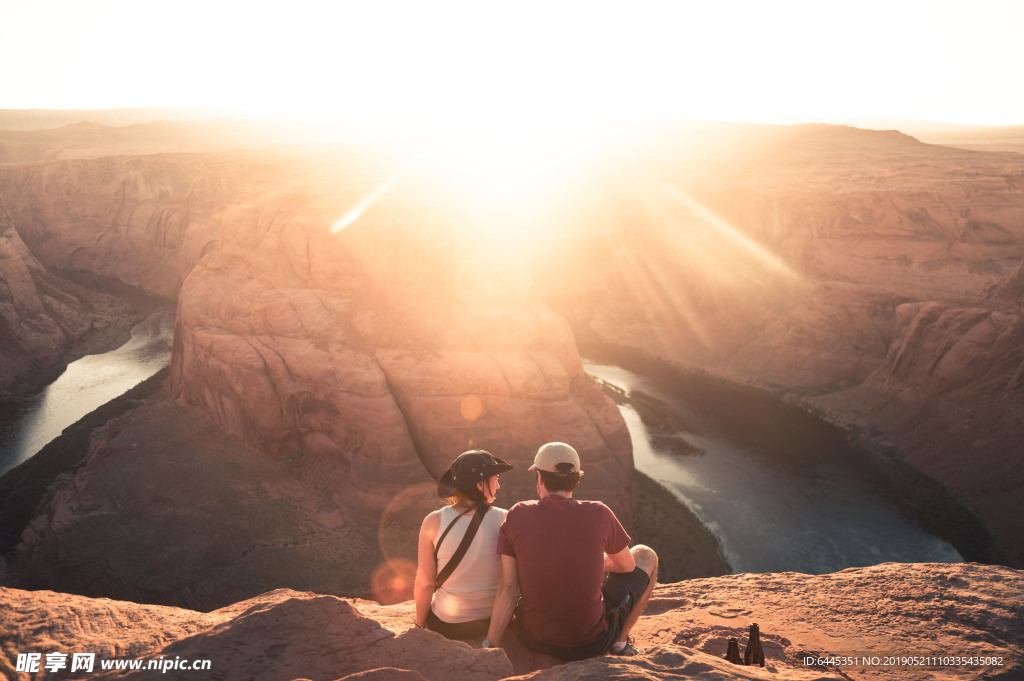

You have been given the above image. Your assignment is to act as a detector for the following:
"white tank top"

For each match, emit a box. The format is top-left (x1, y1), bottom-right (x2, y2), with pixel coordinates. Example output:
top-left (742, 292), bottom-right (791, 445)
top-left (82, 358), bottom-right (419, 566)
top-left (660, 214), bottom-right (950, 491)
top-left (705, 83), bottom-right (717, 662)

top-left (431, 505), bottom-right (507, 623)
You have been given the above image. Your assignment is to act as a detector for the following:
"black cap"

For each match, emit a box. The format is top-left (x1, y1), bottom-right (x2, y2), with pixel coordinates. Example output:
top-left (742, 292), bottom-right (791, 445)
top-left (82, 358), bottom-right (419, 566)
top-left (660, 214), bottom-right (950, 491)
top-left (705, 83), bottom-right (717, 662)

top-left (437, 449), bottom-right (514, 498)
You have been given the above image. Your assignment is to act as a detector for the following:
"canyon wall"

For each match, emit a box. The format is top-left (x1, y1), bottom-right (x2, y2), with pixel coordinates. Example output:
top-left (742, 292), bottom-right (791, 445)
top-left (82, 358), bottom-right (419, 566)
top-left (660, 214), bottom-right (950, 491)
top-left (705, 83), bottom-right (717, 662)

top-left (169, 152), bottom-right (633, 516)
top-left (1, 147), bottom-right (632, 607)
top-left (0, 211), bottom-right (94, 390)
top-left (3, 121), bottom-right (1023, 609)
top-left (539, 125), bottom-right (1024, 566)
top-left (0, 154), bottom-right (244, 297)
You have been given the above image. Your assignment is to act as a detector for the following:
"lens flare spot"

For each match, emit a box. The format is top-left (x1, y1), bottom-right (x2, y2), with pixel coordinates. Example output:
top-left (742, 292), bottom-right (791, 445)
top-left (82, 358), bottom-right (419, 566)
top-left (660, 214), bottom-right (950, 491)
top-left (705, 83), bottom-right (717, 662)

top-left (371, 558), bottom-right (416, 605)
top-left (379, 482), bottom-right (439, 564)
top-left (460, 395), bottom-right (483, 421)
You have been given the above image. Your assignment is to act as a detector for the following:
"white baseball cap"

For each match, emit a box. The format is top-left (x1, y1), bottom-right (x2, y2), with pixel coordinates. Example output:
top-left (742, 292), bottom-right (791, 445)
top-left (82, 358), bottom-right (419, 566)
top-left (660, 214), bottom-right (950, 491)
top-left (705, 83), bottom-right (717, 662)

top-left (529, 442), bottom-right (583, 474)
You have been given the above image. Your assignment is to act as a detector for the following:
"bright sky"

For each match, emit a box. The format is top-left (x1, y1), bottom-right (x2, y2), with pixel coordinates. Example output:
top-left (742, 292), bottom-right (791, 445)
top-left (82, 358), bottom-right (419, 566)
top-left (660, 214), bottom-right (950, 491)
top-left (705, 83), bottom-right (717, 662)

top-left (3, 0), bottom-right (1023, 126)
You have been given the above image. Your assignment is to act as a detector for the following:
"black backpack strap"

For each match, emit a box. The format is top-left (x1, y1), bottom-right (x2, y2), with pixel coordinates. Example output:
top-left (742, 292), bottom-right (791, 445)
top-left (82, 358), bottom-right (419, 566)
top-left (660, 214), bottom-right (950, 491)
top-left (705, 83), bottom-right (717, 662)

top-left (434, 504), bottom-right (489, 590)
top-left (433, 511), bottom-right (467, 564)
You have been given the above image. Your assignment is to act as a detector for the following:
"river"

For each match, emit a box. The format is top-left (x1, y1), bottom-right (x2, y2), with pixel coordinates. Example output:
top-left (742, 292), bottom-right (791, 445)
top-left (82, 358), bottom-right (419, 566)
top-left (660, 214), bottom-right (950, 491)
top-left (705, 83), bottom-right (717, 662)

top-left (0, 309), bottom-right (175, 477)
top-left (582, 350), bottom-right (963, 575)
top-left (0, 312), bottom-right (963, 574)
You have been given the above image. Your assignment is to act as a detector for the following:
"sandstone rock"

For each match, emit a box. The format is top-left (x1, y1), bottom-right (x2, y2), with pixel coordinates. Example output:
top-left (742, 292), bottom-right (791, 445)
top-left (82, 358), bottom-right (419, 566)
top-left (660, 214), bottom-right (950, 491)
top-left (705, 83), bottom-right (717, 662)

top-left (5, 121), bottom-right (1024, 621)
top-left (3, 563), bottom-right (1021, 681)
top-left (879, 303), bottom-right (1019, 397)
top-left (0, 585), bottom-right (218, 678)
top-left (507, 646), bottom-right (845, 681)
top-left (2, 146), bottom-right (632, 609)
top-left (0, 212), bottom-right (96, 391)
top-left (2, 393), bottom-right (395, 610)
top-left (0, 154), bottom-right (243, 297)
top-left (631, 563), bottom-right (1024, 680)
top-left (548, 125), bottom-right (1024, 566)
top-left (815, 292), bottom-right (1024, 566)
top-left (989, 257), bottom-right (1024, 302)
top-left (170, 153), bottom-right (633, 520)
top-left (105, 593), bottom-right (514, 681)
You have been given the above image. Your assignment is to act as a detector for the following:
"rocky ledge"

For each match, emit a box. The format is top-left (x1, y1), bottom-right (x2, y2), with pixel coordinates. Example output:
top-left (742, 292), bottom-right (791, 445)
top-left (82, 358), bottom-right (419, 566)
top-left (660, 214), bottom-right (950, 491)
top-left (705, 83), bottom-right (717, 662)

top-left (2, 563), bottom-right (1020, 681)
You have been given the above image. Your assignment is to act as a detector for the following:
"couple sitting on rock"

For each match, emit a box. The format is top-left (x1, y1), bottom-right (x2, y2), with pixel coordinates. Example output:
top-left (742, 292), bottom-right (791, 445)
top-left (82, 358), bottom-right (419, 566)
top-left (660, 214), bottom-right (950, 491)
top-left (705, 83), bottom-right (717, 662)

top-left (414, 442), bottom-right (659, 659)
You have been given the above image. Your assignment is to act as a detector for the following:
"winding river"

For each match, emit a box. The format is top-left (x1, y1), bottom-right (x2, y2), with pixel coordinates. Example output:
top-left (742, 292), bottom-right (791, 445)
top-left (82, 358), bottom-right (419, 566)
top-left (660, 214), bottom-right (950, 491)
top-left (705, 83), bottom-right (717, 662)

top-left (582, 349), bottom-right (963, 574)
top-left (0, 309), bottom-right (175, 477)
top-left (1, 312), bottom-right (963, 574)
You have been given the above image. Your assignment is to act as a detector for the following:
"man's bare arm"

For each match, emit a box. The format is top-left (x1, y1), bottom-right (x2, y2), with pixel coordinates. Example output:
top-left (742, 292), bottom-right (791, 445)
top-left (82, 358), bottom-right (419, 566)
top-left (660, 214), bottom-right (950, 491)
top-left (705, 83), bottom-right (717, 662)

top-left (485, 555), bottom-right (520, 645)
top-left (604, 545), bottom-right (636, 574)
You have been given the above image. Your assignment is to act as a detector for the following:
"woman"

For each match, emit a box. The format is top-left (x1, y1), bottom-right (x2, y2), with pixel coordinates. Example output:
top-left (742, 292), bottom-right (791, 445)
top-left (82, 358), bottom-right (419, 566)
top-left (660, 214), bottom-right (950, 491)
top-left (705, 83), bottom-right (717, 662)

top-left (414, 449), bottom-right (513, 639)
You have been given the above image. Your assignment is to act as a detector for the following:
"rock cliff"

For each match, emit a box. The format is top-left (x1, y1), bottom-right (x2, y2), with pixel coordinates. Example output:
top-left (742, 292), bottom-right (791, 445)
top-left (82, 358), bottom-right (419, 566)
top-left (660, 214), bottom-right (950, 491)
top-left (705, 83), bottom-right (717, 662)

top-left (0, 202), bottom-right (132, 393)
top-left (2, 563), bottom-right (1021, 681)
top-left (0, 146), bottom-right (631, 517)
top-left (541, 124), bottom-right (1024, 566)
top-left (0, 212), bottom-right (88, 388)
top-left (3, 120), bottom-right (1024, 616)
top-left (0, 154), bottom-right (244, 297)
top-left (170, 151), bottom-right (633, 517)
top-left (1, 148), bottom-right (632, 609)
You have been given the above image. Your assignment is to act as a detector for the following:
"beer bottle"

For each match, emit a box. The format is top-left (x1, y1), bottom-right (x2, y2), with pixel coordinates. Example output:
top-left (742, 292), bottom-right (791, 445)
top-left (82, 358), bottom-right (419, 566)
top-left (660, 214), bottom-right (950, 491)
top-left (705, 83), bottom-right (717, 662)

top-left (743, 623), bottom-right (765, 667)
top-left (724, 637), bottom-right (743, 664)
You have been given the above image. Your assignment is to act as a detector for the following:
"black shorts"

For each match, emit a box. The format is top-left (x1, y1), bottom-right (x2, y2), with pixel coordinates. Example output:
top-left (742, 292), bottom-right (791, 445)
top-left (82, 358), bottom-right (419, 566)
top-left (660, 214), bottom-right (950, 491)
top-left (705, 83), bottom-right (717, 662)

top-left (518, 566), bottom-right (651, 660)
top-left (426, 609), bottom-right (491, 640)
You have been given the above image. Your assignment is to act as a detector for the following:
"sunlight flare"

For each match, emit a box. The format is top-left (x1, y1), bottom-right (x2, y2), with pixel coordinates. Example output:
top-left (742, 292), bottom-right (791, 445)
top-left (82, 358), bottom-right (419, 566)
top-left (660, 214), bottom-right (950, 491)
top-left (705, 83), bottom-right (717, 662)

top-left (331, 157), bottom-right (421, 233)
top-left (415, 118), bottom-right (603, 250)
top-left (608, 174), bottom-right (802, 350)
top-left (659, 184), bottom-right (798, 280)
top-left (614, 243), bottom-right (714, 349)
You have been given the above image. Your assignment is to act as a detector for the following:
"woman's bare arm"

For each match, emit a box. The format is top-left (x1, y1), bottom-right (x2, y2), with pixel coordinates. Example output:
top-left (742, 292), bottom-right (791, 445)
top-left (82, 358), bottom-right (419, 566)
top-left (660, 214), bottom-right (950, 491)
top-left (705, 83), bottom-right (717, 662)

top-left (413, 511), bottom-right (441, 628)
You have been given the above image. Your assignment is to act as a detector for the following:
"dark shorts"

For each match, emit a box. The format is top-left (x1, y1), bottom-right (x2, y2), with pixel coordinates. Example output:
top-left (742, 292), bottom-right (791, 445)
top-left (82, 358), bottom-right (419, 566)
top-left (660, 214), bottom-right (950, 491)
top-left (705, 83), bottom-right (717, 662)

top-left (426, 609), bottom-right (491, 640)
top-left (518, 565), bottom-right (651, 660)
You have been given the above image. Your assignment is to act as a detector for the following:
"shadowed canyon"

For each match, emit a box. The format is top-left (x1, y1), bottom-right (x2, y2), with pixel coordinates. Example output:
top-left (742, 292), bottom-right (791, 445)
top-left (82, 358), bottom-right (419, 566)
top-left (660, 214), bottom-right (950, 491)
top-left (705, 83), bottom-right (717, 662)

top-left (1, 116), bottom-right (1023, 680)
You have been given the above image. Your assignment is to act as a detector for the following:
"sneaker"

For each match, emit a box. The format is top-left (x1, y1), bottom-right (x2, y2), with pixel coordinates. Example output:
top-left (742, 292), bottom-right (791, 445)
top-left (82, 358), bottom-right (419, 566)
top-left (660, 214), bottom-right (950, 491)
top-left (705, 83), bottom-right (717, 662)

top-left (610, 635), bottom-right (644, 656)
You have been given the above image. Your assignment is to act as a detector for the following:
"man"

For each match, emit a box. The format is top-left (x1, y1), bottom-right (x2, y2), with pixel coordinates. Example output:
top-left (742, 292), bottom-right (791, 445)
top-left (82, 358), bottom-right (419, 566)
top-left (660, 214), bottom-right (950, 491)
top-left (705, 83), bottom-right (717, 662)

top-left (483, 442), bottom-right (658, 659)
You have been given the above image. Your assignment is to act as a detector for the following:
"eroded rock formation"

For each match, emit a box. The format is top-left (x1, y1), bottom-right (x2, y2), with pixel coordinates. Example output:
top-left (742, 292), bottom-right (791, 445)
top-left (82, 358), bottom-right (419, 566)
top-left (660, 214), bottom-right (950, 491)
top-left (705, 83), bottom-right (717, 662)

top-left (170, 153), bottom-right (632, 517)
top-left (0, 144), bottom-right (632, 513)
top-left (0, 205), bottom-right (131, 393)
top-left (1, 148), bottom-right (632, 609)
top-left (0, 154), bottom-right (243, 297)
top-left (3, 563), bottom-right (1021, 681)
top-left (0, 215), bottom-right (87, 388)
top-left (3, 120), bottom-right (1024, 617)
top-left (541, 124), bottom-right (1024, 566)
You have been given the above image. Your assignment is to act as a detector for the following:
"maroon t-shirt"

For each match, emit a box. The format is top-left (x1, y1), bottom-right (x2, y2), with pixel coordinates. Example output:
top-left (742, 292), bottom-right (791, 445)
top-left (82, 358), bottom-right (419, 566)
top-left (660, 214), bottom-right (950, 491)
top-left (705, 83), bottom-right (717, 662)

top-left (497, 495), bottom-right (630, 648)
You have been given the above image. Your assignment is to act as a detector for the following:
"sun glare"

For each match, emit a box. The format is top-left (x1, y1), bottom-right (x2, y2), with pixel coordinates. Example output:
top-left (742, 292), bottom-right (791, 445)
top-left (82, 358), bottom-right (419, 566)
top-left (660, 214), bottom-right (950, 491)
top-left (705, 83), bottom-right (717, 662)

top-left (421, 118), bottom-right (602, 241)
top-left (326, 112), bottom-right (803, 324)
top-left (331, 117), bottom-right (603, 250)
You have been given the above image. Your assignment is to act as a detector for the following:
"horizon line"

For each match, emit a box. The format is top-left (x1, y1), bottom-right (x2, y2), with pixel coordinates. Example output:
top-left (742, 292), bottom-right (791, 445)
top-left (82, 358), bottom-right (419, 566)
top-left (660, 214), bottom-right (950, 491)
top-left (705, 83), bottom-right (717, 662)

top-left (1, 106), bottom-right (1021, 131)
